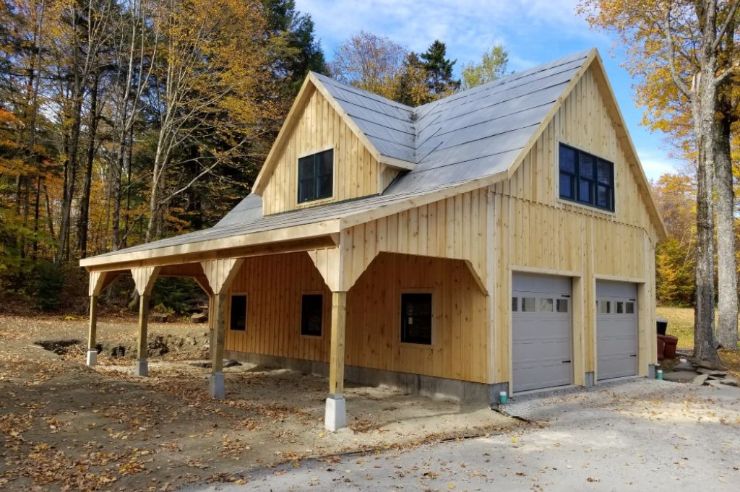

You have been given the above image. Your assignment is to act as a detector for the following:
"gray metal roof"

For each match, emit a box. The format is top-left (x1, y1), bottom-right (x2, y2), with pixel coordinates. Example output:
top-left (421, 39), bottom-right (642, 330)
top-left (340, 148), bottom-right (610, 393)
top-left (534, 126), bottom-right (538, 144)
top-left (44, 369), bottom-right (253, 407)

top-left (89, 50), bottom-right (591, 262)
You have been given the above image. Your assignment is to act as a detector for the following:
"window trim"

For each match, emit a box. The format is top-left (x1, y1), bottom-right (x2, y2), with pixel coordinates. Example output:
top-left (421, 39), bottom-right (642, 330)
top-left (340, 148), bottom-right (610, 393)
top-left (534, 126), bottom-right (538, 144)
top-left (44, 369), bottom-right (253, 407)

top-left (399, 290), bottom-right (435, 347)
top-left (557, 142), bottom-right (616, 214)
top-left (299, 292), bottom-right (325, 338)
top-left (297, 147), bottom-right (334, 205)
top-left (229, 292), bottom-right (248, 332)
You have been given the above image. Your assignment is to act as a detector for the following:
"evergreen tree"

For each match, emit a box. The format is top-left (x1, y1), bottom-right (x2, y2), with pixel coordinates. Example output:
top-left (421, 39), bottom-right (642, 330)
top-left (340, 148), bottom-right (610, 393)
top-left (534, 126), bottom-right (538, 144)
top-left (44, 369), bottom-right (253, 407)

top-left (419, 40), bottom-right (459, 95)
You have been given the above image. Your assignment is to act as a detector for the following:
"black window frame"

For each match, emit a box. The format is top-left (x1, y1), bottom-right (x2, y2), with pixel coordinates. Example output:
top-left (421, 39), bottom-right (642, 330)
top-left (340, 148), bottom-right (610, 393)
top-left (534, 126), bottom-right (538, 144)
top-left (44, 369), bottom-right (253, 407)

top-left (400, 292), bottom-right (433, 345)
top-left (298, 149), bottom-right (334, 204)
top-left (300, 293), bottom-right (323, 337)
top-left (229, 294), bottom-right (247, 331)
top-left (559, 143), bottom-right (614, 212)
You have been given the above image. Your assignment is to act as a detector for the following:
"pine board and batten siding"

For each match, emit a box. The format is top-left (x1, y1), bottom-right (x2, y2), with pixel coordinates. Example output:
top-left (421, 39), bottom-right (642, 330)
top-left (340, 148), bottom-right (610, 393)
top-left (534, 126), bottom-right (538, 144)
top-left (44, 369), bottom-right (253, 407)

top-left (489, 64), bottom-right (659, 384)
top-left (223, 251), bottom-right (489, 383)
top-left (260, 86), bottom-right (383, 215)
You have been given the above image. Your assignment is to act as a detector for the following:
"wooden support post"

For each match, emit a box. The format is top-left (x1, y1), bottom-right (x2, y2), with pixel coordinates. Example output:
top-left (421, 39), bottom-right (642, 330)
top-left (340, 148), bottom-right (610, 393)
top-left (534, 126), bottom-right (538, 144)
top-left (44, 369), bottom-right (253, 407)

top-left (86, 271), bottom-right (108, 367)
top-left (137, 293), bottom-right (150, 376)
top-left (131, 266), bottom-right (159, 377)
top-left (210, 292), bottom-right (227, 398)
top-left (200, 258), bottom-right (244, 399)
top-left (325, 290), bottom-right (347, 431)
top-left (87, 295), bottom-right (99, 366)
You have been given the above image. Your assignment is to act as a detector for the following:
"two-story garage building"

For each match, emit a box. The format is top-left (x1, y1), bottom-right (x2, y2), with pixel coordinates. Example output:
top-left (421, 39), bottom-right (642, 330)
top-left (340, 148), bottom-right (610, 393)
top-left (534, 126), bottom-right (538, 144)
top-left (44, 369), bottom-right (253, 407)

top-left (81, 49), bottom-right (666, 431)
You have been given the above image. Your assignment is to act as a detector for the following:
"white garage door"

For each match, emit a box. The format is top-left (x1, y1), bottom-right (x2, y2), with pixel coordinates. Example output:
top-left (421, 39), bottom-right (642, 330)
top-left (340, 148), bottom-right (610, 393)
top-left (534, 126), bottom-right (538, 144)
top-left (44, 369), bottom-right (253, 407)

top-left (596, 280), bottom-right (638, 381)
top-left (512, 273), bottom-right (572, 393)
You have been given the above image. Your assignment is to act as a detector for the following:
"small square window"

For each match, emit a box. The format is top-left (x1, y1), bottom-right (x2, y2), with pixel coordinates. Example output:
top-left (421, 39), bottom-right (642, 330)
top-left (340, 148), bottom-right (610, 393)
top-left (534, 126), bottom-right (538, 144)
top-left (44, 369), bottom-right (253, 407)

top-left (298, 149), bottom-right (333, 203)
top-left (230, 294), bottom-right (247, 331)
top-left (522, 297), bottom-right (536, 312)
top-left (401, 293), bottom-right (432, 345)
top-left (301, 294), bottom-right (323, 336)
top-left (537, 298), bottom-right (554, 313)
top-left (512, 297), bottom-right (518, 312)
top-left (616, 301), bottom-right (624, 314)
top-left (556, 299), bottom-right (569, 313)
top-left (625, 302), bottom-right (635, 314)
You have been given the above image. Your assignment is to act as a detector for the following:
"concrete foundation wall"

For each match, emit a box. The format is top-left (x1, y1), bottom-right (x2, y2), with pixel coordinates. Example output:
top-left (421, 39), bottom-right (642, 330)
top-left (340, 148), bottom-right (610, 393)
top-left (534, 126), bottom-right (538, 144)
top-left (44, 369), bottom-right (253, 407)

top-left (224, 350), bottom-right (496, 407)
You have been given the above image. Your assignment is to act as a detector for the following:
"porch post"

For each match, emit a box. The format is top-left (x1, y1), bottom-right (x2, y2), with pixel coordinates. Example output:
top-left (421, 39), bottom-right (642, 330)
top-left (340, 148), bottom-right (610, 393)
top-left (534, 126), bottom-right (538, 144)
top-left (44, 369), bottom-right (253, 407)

top-left (86, 271), bottom-right (108, 367)
top-left (210, 292), bottom-right (226, 398)
top-left (131, 266), bottom-right (159, 377)
top-left (325, 290), bottom-right (347, 431)
top-left (200, 258), bottom-right (244, 399)
top-left (136, 292), bottom-right (150, 376)
top-left (87, 295), bottom-right (99, 366)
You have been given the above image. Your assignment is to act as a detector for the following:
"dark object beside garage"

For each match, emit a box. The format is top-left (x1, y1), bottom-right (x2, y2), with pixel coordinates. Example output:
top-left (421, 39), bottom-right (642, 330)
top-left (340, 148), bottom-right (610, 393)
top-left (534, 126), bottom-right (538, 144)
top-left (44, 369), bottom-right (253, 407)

top-left (656, 318), bottom-right (668, 335)
top-left (662, 335), bottom-right (678, 359)
top-left (657, 335), bottom-right (666, 361)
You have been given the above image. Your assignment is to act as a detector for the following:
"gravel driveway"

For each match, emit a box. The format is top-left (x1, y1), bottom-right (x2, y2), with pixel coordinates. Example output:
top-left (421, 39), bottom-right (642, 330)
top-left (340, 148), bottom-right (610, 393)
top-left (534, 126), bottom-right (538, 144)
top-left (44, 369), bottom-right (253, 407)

top-left (191, 379), bottom-right (740, 491)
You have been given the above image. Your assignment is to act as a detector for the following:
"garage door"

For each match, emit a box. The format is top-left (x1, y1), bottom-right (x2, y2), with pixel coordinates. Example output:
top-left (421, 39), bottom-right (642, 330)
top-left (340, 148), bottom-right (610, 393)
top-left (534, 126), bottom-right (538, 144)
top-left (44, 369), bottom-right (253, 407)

top-left (512, 273), bottom-right (572, 393)
top-left (596, 281), bottom-right (638, 381)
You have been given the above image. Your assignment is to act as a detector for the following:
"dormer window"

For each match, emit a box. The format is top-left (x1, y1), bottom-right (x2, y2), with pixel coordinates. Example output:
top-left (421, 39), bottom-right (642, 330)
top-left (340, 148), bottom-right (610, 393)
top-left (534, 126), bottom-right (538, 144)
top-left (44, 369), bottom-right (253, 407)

top-left (298, 149), bottom-right (333, 203)
top-left (559, 143), bottom-right (614, 212)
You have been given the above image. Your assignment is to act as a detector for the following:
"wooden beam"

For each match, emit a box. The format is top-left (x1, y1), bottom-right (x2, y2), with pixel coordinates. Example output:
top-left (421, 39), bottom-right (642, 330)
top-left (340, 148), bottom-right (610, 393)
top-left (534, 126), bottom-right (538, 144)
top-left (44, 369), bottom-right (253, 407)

top-left (328, 291), bottom-right (347, 394)
top-left (80, 222), bottom-right (340, 269)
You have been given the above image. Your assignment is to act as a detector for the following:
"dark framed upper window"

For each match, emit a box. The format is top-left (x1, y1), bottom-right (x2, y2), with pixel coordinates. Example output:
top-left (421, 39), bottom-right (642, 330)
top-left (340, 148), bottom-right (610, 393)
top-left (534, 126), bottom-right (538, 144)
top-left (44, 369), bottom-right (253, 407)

top-left (401, 293), bottom-right (432, 345)
top-left (230, 294), bottom-right (247, 331)
top-left (298, 149), bottom-right (333, 203)
top-left (559, 143), bottom-right (614, 211)
top-left (301, 294), bottom-right (323, 336)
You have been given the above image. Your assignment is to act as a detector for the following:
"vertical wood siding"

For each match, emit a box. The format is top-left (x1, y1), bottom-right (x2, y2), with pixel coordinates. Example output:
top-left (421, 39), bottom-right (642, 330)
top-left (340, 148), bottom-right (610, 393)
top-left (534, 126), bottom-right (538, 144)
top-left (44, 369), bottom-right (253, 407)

top-left (224, 251), bottom-right (488, 383)
top-left (261, 87), bottom-right (381, 215)
top-left (490, 65), bottom-right (658, 382)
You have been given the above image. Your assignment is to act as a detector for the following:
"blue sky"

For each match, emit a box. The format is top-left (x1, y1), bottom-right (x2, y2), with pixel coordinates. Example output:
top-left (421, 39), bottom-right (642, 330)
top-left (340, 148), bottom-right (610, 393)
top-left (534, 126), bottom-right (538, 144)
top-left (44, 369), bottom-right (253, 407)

top-left (295, 0), bottom-right (684, 180)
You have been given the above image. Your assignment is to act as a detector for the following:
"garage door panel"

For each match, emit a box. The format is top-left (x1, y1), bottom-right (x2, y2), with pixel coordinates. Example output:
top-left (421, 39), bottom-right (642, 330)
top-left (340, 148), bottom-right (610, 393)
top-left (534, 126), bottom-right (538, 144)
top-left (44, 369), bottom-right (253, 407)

top-left (597, 281), bottom-right (638, 381)
top-left (512, 273), bottom-right (572, 393)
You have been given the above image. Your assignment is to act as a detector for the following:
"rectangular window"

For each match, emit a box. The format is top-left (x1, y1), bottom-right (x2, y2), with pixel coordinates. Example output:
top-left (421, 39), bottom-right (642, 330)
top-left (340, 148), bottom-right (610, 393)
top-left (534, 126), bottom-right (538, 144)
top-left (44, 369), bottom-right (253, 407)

top-left (616, 301), bottom-right (624, 314)
top-left (401, 293), bottom-right (432, 345)
top-left (301, 294), bottom-right (323, 336)
top-left (537, 298), bottom-right (554, 313)
top-left (512, 297), bottom-right (518, 312)
top-left (598, 300), bottom-right (611, 315)
top-left (298, 149), bottom-right (333, 203)
top-left (556, 299), bottom-right (569, 313)
top-left (522, 297), bottom-right (536, 313)
top-left (559, 143), bottom-right (614, 211)
top-left (230, 294), bottom-right (247, 331)
top-left (625, 301), bottom-right (635, 314)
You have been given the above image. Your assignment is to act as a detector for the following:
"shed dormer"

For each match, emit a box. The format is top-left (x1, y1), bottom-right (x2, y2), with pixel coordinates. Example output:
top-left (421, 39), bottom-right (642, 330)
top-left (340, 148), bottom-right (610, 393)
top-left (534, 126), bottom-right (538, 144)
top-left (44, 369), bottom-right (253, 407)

top-left (253, 73), bottom-right (416, 215)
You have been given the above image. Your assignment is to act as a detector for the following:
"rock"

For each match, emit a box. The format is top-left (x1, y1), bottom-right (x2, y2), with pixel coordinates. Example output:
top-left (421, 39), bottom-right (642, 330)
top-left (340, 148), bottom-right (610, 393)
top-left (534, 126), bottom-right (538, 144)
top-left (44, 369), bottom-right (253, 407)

top-left (224, 359), bottom-right (241, 368)
top-left (151, 313), bottom-right (169, 323)
top-left (111, 345), bottom-right (126, 357)
top-left (191, 312), bottom-right (208, 324)
top-left (692, 374), bottom-right (709, 385)
top-left (672, 360), bottom-right (694, 372)
top-left (147, 335), bottom-right (169, 356)
top-left (663, 371), bottom-right (699, 383)
top-left (719, 378), bottom-right (738, 387)
top-left (696, 368), bottom-right (727, 377)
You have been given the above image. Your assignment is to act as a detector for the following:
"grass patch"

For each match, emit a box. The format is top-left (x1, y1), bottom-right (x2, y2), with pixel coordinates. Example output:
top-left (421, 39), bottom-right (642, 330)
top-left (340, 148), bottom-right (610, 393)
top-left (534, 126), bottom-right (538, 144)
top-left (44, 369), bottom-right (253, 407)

top-left (656, 306), bottom-right (695, 349)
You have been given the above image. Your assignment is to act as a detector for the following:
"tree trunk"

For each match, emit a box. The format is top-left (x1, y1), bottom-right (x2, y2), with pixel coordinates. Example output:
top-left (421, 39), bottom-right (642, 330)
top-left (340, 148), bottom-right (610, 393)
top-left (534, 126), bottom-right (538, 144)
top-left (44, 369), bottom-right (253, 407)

top-left (78, 71), bottom-right (101, 258)
top-left (714, 111), bottom-right (738, 350)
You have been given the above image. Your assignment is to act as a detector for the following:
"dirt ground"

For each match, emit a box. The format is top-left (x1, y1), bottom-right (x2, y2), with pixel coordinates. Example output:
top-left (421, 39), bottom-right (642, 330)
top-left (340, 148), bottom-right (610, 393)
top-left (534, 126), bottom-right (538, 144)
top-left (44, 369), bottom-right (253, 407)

top-left (0, 315), bottom-right (515, 491)
top-left (199, 380), bottom-right (740, 491)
